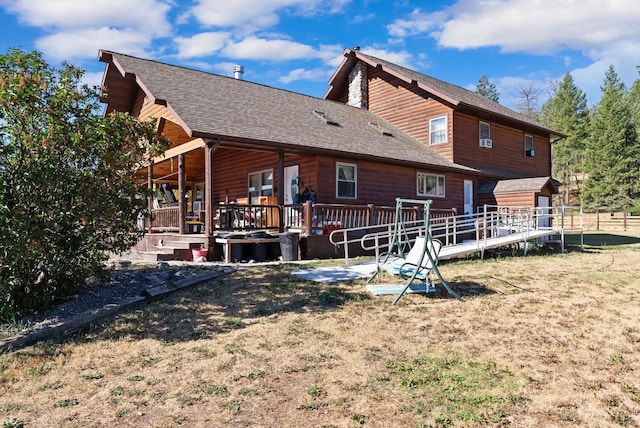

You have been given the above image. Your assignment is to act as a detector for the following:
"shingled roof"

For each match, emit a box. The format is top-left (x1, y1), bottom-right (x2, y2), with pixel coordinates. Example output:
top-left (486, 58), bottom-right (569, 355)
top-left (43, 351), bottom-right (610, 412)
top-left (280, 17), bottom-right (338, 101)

top-left (326, 49), bottom-right (564, 140)
top-left (99, 50), bottom-right (477, 174)
top-left (478, 177), bottom-right (558, 194)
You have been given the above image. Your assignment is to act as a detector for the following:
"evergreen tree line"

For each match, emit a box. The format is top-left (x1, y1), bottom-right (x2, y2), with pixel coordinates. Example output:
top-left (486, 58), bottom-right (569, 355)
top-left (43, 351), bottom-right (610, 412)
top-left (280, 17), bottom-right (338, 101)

top-left (477, 68), bottom-right (640, 213)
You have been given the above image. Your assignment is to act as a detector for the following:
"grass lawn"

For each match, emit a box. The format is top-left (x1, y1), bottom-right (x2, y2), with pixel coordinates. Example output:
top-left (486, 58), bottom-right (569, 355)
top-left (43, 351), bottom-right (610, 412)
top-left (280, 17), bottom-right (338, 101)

top-left (1, 231), bottom-right (640, 427)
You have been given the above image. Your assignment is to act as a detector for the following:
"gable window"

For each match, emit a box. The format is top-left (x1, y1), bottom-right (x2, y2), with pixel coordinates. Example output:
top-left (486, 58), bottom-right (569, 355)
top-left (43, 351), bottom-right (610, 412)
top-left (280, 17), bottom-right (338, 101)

top-left (417, 172), bottom-right (445, 198)
top-left (336, 162), bottom-right (357, 199)
top-left (429, 116), bottom-right (447, 145)
top-left (248, 169), bottom-right (273, 204)
top-left (524, 134), bottom-right (535, 157)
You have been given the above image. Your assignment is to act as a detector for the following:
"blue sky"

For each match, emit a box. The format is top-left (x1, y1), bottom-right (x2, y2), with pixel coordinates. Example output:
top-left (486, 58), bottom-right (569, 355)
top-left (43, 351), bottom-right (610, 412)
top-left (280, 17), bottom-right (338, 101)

top-left (1, 0), bottom-right (639, 110)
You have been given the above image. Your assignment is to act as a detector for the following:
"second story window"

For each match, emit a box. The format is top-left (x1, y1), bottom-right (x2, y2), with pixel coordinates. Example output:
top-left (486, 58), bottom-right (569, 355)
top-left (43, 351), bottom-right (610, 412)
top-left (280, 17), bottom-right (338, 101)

top-left (479, 122), bottom-right (492, 148)
top-left (429, 116), bottom-right (447, 145)
top-left (524, 134), bottom-right (535, 157)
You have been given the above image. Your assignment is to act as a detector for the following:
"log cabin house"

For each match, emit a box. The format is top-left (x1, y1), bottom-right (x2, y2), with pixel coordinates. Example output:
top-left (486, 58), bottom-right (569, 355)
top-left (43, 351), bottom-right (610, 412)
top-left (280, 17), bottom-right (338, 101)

top-left (98, 48), bottom-right (563, 261)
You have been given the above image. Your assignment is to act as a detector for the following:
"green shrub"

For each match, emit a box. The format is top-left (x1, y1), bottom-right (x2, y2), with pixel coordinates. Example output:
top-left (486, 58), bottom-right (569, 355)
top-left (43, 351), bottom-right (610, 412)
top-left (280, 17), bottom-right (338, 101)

top-left (0, 49), bottom-right (168, 321)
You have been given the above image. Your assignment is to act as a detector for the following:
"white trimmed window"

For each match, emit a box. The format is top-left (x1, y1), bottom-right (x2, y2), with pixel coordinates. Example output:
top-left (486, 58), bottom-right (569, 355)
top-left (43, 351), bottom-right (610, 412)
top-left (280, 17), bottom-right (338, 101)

top-left (429, 116), bottom-right (447, 145)
top-left (248, 169), bottom-right (273, 204)
top-left (524, 134), bottom-right (535, 157)
top-left (336, 162), bottom-right (357, 199)
top-left (479, 122), bottom-right (490, 139)
top-left (417, 172), bottom-right (445, 198)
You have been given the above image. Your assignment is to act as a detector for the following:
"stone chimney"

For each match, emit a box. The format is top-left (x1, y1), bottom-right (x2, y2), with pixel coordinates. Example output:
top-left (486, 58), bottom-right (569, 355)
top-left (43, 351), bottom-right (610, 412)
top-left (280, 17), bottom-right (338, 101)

top-left (233, 65), bottom-right (244, 80)
top-left (347, 60), bottom-right (367, 109)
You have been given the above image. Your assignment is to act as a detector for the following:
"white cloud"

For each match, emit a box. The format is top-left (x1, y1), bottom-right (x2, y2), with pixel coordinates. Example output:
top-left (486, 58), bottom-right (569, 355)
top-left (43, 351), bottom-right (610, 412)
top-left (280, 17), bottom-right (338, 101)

top-left (388, 0), bottom-right (640, 106)
top-left (387, 8), bottom-right (444, 38)
top-left (82, 71), bottom-right (106, 90)
top-left (316, 44), bottom-right (346, 67)
top-left (35, 27), bottom-right (151, 61)
top-left (569, 39), bottom-right (640, 106)
top-left (359, 47), bottom-right (413, 69)
top-left (3, 0), bottom-right (172, 36)
top-left (220, 36), bottom-right (317, 61)
top-left (211, 61), bottom-right (244, 76)
top-left (350, 13), bottom-right (375, 24)
top-left (187, 0), bottom-right (349, 31)
top-left (389, 0), bottom-right (640, 56)
top-left (174, 32), bottom-right (231, 58)
top-left (2, 0), bottom-right (172, 61)
top-left (278, 67), bottom-right (329, 84)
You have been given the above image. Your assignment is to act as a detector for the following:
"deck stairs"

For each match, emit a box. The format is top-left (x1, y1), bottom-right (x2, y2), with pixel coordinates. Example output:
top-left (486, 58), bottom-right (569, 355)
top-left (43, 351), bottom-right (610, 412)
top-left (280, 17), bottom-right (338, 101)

top-left (129, 233), bottom-right (209, 262)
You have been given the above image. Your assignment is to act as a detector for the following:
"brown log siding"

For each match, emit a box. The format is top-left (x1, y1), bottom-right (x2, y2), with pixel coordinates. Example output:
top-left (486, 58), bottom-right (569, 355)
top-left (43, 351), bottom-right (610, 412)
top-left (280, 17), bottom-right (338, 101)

top-left (207, 149), bottom-right (467, 212)
top-left (366, 66), bottom-right (455, 160)
top-left (453, 113), bottom-right (551, 177)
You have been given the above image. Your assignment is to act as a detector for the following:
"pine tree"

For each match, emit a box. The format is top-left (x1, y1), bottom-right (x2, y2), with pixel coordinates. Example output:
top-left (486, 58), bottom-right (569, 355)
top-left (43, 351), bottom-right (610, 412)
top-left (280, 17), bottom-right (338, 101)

top-left (626, 66), bottom-right (640, 213)
top-left (476, 75), bottom-right (500, 103)
top-left (540, 73), bottom-right (590, 204)
top-left (583, 65), bottom-right (639, 210)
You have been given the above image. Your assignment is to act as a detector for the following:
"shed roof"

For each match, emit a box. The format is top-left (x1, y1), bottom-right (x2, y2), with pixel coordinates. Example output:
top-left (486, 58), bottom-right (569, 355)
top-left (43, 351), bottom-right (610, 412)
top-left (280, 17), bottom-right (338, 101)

top-left (478, 177), bottom-right (559, 194)
top-left (99, 50), bottom-right (477, 173)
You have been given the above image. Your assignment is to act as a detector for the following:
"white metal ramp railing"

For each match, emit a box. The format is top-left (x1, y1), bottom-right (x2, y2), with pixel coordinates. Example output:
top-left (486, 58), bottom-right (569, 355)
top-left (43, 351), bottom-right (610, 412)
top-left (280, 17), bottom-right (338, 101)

top-left (329, 204), bottom-right (583, 267)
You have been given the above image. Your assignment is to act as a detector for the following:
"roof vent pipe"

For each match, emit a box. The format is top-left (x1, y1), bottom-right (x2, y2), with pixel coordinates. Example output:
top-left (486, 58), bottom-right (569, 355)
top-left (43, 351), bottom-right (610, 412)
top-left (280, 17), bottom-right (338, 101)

top-left (233, 65), bottom-right (244, 80)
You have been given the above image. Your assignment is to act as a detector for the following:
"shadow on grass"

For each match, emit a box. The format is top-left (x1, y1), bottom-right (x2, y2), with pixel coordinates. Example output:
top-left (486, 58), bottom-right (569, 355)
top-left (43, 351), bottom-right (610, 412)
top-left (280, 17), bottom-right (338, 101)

top-left (77, 265), bottom-right (377, 344)
top-left (562, 232), bottom-right (640, 248)
top-left (73, 263), bottom-right (502, 345)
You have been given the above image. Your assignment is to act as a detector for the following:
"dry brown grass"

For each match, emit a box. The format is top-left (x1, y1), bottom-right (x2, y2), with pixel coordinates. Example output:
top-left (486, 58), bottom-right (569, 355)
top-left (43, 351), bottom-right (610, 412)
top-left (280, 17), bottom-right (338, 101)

top-left (1, 233), bottom-right (640, 427)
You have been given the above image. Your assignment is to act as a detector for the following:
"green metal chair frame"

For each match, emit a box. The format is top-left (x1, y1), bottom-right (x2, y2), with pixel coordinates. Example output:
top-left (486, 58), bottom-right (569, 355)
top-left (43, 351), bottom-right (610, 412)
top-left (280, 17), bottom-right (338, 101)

top-left (368, 198), bottom-right (462, 304)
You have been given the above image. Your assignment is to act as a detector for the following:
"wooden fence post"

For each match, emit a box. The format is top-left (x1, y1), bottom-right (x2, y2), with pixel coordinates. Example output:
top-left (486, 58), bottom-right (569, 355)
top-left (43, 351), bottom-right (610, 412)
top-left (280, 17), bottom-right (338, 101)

top-left (596, 208), bottom-right (600, 231)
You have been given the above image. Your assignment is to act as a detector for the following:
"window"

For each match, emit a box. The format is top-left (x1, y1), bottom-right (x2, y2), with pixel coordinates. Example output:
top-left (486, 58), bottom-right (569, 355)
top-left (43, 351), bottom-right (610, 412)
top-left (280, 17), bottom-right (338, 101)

top-left (417, 172), bottom-right (445, 198)
top-left (429, 116), bottom-right (447, 145)
top-left (524, 134), bottom-right (535, 157)
top-left (248, 169), bottom-right (273, 204)
top-left (479, 122), bottom-right (492, 147)
top-left (479, 122), bottom-right (491, 139)
top-left (336, 162), bottom-right (357, 199)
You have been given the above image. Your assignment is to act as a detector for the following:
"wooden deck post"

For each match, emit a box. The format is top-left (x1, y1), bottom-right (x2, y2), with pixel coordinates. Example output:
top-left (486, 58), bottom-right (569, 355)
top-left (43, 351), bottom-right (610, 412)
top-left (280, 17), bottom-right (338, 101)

top-left (367, 204), bottom-right (375, 226)
top-left (178, 154), bottom-right (186, 234)
top-left (304, 201), bottom-right (312, 235)
top-left (277, 152), bottom-right (285, 232)
top-left (205, 143), bottom-right (214, 235)
top-left (147, 163), bottom-right (153, 232)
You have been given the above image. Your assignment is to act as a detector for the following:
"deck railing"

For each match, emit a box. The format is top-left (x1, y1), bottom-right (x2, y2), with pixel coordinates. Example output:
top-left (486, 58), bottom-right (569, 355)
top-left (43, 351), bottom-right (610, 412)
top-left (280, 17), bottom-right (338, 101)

top-left (150, 201), bottom-right (457, 235)
top-left (149, 206), bottom-right (180, 232)
top-left (216, 204), bottom-right (281, 231)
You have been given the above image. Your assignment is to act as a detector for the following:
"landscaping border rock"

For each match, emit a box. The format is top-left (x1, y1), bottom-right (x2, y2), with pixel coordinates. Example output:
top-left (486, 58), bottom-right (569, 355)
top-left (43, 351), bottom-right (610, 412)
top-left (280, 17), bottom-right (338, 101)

top-left (0, 266), bottom-right (235, 353)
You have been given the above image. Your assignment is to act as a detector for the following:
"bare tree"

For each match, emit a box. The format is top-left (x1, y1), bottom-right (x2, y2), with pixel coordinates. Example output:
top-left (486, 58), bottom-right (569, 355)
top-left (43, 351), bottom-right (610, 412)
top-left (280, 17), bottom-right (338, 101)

top-left (515, 85), bottom-right (542, 118)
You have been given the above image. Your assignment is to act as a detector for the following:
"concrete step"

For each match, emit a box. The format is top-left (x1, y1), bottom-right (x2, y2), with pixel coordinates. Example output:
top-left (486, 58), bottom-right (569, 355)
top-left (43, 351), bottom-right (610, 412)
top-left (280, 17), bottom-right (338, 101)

top-left (162, 241), bottom-right (205, 250)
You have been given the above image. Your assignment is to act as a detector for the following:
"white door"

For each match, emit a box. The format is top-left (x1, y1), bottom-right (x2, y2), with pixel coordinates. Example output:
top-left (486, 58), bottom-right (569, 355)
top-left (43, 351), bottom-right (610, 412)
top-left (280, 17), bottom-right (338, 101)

top-left (537, 196), bottom-right (550, 228)
top-left (284, 165), bottom-right (299, 205)
top-left (463, 180), bottom-right (474, 217)
top-left (284, 165), bottom-right (299, 226)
